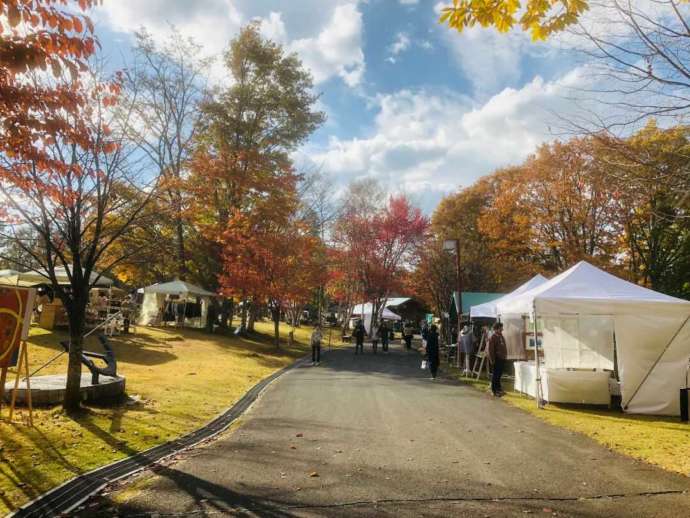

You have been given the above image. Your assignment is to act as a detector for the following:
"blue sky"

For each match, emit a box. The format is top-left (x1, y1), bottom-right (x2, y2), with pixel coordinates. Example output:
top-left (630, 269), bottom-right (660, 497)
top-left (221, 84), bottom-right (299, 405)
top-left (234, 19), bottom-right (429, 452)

top-left (93, 0), bottom-right (589, 212)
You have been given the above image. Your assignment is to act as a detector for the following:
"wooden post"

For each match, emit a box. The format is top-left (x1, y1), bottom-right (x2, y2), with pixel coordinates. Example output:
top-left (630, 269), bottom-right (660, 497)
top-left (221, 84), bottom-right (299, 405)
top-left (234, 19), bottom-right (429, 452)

top-left (0, 365), bottom-right (7, 415)
top-left (8, 341), bottom-right (25, 421)
top-left (8, 341), bottom-right (32, 425)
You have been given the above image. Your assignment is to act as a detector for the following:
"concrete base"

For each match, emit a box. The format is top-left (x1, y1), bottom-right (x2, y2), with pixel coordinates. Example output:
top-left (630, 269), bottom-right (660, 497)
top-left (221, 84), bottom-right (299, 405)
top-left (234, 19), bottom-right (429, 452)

top-left (3, 374), bottom-right (126, 406)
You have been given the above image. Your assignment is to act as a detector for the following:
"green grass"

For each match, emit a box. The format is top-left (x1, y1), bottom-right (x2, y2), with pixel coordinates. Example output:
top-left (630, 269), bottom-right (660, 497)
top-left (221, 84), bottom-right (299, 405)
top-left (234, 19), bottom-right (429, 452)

top-left (0, 320), bottom-right (335, 514)
top-left (448, 367), bottom-right (690, 476)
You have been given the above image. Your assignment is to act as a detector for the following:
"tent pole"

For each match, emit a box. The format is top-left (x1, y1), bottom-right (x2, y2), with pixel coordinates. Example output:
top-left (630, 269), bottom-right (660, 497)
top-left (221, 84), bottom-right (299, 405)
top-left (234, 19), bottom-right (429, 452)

top-left (533, 303), bottom-right (544, 409)
top-left (623, 314), bottom-right (690, 411)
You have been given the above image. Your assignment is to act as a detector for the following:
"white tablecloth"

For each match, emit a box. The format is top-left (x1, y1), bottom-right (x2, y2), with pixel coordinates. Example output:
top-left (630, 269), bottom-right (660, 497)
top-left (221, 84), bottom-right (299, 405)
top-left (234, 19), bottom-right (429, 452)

top-left (514, 361), bottom-right (611, 405)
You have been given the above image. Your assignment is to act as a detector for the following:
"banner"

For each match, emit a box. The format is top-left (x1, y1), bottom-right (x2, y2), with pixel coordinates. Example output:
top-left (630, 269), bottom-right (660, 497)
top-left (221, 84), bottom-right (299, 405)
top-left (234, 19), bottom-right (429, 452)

top-left (0, 287), bottom-right (36, 368)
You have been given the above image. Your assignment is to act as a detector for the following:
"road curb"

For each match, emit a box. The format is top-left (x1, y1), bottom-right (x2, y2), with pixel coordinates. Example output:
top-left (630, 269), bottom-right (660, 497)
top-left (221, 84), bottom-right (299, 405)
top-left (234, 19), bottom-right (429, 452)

top-left (9, 355), bottom-right (310, 518)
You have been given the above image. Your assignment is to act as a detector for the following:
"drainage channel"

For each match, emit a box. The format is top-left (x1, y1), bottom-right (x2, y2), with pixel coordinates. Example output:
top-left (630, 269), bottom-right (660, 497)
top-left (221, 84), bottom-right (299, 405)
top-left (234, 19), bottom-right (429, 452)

top-left (11, 358), bottom-right (307, 518)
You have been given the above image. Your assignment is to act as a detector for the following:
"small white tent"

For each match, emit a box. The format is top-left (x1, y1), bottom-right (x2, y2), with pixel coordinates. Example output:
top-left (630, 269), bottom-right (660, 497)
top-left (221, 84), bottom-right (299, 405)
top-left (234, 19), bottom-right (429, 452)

top-left (140, 280), bottom-right (216, 328)
top-left (351, 302), bottom-right (402, 334)
top-left (470, 274), bottom-right (548, 319)
top-left (496, 261), bottom-right (690, 415)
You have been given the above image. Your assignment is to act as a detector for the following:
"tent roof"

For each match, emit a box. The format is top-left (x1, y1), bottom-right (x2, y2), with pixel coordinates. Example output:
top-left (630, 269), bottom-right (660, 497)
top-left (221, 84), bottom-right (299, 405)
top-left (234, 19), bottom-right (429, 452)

top-left (143, 279), bottom-right (216, 297)
top-left (386, 297), bottom-right (411, 307)
top-left (1, 267), bottom-right (113, 287)
top-left (452, 291), bottom-right (505, 315)
top-left (470, 274), bottom-right (548, 318)
top-left (497, 261), bottom-right (690, 316)
top-left (351, 303), bottom-right (402, 320)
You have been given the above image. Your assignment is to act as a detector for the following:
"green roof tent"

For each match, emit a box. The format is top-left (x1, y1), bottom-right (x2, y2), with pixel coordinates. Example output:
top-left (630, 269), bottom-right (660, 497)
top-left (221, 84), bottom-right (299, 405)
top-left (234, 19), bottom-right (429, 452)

top-left (449, 291), bottom-right (504, 320)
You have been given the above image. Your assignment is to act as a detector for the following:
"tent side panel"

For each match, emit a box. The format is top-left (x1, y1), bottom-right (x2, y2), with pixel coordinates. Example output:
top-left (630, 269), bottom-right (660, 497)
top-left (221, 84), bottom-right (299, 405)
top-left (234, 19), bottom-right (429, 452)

top-left (616, 313), bottom-right (689, 416)
top-left (625, 317), bottom-right (690, 416)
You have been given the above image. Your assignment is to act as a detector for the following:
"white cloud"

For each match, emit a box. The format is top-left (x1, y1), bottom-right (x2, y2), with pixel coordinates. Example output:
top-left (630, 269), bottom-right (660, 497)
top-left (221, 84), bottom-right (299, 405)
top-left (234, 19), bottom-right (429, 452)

top-left (399, 0), bottom-right (420, 5)
top-left (288, 3), bottom-right (365, 87)
top-left (307, 69), bottom-right (590, 209)
top-left (97, 0), bottom-right (365, 87)
top-left (258, 11), bottom-right (287, 44)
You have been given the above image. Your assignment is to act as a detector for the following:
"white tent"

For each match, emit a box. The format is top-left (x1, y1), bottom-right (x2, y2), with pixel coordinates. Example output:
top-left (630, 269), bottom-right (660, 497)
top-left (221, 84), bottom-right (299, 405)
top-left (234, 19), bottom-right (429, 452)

top-left (140, 280), bottom-right (216, 328)
top-left (143, 280), bottom-right (215, 297)
top-left (496, 261), bottom-right (690, 415)
top-left (470, 274), bottom-right (548, 318)
top-left (351, 302), bottom-right (402, 334)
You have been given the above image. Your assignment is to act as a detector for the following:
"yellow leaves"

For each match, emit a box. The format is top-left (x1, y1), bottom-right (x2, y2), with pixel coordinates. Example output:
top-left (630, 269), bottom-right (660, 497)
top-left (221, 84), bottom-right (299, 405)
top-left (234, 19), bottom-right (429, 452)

top-left (439, 0), bottom-right (590, 40)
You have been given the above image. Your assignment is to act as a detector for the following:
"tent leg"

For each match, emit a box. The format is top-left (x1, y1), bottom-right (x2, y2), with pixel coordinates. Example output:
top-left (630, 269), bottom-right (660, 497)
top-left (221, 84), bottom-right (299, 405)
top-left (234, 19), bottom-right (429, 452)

top-left (533, 304), bottom-right (544, 409)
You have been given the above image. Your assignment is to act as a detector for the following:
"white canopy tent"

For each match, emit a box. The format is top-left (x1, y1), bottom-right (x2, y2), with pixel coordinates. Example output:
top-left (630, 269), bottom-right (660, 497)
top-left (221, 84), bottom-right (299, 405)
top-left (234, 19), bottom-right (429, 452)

top-left (139, 280), bottom-right (216, 328)
top-left (496, 261), bottom-right (690, 415)
top-left (470, 274), bottom-right (548, 319)
top-left (351, 302), bottom-right (402, 335)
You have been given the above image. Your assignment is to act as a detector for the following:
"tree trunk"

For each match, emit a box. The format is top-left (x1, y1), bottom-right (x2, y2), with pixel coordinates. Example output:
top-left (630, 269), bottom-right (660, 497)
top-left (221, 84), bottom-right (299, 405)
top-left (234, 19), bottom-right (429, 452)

top-left (219, 298), bottom-right (231, 329)
top-left (175, 211), bottom-right (187, 280)
top-left (272, 305), bottom-right (281, 348)
top-left (63, 294), bottom-right (87, 413)
top-left (240, 295), bottom-right (248, 333)
top-left (248, 303), bottom-right (257, 332)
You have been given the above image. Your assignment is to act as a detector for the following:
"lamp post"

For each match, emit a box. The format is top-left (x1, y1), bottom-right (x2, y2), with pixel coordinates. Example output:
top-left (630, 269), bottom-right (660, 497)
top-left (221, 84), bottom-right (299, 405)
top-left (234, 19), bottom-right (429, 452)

top-left (443, 239), bottom-right (462, 368)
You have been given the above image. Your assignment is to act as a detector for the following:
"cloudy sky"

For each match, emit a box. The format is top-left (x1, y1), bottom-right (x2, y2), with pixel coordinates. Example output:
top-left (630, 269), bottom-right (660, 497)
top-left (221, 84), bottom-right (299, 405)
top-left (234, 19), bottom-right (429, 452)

top-left (94, 0), bottom-right (586, 211)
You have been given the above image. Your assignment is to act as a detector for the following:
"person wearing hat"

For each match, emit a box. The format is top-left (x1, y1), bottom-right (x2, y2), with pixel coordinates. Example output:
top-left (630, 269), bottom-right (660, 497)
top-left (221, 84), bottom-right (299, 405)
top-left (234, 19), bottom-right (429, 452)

top-left (459, 325), bottom-right (474, 375)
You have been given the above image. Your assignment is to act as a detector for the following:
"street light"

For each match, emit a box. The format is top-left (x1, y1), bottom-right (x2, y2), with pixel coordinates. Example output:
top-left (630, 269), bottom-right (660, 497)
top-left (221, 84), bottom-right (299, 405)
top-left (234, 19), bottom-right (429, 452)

top-left (443, 239), bottom-right (462, 369)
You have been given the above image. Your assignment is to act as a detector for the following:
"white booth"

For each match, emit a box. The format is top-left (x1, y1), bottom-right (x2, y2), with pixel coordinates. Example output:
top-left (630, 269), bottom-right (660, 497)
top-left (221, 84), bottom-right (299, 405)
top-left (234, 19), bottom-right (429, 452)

top-left (351, 302), bottom-right (402, 335)
top-left (139, 280), bottom-right (216, 329)
top-left (495, 261), bottom-right (690, 416)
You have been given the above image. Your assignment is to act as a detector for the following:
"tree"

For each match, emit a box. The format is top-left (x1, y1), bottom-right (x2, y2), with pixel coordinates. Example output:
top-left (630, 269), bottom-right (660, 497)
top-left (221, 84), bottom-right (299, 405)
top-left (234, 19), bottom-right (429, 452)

top-left (221, 210), bottom-right (325, 347)
top-left (188, 23), bottom-right (324, 330)
top-left (438, 0), bottom-right (589, 40)
top-left (335, 190), bottom-right (428, 335)
top-left (0, 67), bottom-right (157, 411)
top-left (120, 29), bottom-right (210, 280)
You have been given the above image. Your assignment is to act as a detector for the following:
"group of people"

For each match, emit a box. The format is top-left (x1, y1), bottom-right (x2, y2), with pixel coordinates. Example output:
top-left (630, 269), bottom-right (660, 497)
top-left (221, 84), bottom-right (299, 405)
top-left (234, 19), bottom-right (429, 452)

top-left (309, 317), bottom-right (507, 397)
top-left (351, 319), bottom-right (393, 354)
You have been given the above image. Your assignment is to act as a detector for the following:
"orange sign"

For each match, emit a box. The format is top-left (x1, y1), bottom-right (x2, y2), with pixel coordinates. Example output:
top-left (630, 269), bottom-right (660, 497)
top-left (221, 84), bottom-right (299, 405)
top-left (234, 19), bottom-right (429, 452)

top-left (0, 287), bottom-right (36, 368)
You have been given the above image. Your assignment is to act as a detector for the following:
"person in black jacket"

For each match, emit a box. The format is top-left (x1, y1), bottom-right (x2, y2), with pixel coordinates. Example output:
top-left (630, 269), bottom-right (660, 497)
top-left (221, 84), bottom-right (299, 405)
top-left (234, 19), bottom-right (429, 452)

top-left (353, 320), bottom-right (366, 355)
top-left (426, 324), bottom-right (440, 379)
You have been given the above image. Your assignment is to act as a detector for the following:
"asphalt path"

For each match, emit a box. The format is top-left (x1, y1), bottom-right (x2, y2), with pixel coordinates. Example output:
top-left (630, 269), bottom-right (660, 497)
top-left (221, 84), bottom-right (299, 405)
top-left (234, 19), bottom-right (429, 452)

top-left (84, 342), bottom-right (690, 517)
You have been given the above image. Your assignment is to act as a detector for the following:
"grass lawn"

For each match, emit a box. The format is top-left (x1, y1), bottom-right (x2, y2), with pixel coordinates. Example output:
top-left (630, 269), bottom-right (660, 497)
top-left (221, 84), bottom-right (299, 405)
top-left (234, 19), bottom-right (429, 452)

top-left (0, 320), bottom-right (336, 514)
top-left (448, 367), bottom-right (690, 476)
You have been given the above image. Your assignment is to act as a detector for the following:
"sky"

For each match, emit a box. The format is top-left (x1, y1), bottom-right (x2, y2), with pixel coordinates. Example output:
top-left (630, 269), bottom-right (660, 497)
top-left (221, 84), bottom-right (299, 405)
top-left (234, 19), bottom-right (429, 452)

top-left (92, 0), bottom-right (589, 212)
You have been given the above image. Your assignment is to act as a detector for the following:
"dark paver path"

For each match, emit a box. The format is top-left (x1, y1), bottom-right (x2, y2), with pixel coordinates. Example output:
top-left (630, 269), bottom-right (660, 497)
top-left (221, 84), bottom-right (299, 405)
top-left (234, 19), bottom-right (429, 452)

top-left (87, 343), bottom-right (690, 517)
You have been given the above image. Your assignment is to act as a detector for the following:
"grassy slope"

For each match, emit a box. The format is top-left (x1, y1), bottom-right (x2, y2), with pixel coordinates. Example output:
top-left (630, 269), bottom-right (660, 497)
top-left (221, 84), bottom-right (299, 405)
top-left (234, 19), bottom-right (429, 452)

top-left (0, 320), bottom-right (332, 514)
top-left (453, 372), bottom-right (690, 476)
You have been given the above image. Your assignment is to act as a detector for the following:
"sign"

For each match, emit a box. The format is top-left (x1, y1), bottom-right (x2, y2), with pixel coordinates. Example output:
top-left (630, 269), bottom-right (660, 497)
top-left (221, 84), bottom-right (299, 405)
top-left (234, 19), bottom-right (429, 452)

top-left (0, 287), bottom-right (36, 368)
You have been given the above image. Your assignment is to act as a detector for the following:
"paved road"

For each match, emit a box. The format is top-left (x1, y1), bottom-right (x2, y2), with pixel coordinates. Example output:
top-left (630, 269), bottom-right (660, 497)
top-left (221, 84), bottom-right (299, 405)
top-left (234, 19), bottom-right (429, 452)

top-left (86, 344), bottom-right (690, 517)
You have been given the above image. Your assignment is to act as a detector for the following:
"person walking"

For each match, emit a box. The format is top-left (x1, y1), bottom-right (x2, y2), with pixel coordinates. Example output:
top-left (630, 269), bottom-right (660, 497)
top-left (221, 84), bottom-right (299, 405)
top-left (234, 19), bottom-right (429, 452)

top-left (379, 321), bottom-right (390, 353)
top-left (426, 324), bottom-right (440, 379)
top-left (353, 320), bottom-right (366, 355)
top-left (403, 322), bottom-right (414, 349)
top-left (487, 322), bottom-right (507, 397)
top-left (311, 325), bottom-right (323, 366)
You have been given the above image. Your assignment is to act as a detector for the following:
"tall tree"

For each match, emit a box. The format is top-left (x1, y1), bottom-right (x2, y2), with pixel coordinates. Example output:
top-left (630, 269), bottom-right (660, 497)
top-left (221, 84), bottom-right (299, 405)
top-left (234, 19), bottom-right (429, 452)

top-left (335, 190), bottom-right (428, 335)
top-left (121, 29), bottom-right (210, 280)
top-left (188, 23), bottom-right (324, 330)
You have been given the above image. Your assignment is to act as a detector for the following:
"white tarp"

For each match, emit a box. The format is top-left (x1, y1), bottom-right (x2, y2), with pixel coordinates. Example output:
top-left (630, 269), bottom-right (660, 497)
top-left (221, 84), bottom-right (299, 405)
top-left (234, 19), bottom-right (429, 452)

top-left (470, 274), bottom-right (547, 318)
top-left (496, 261), bottom-right (690, 415)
